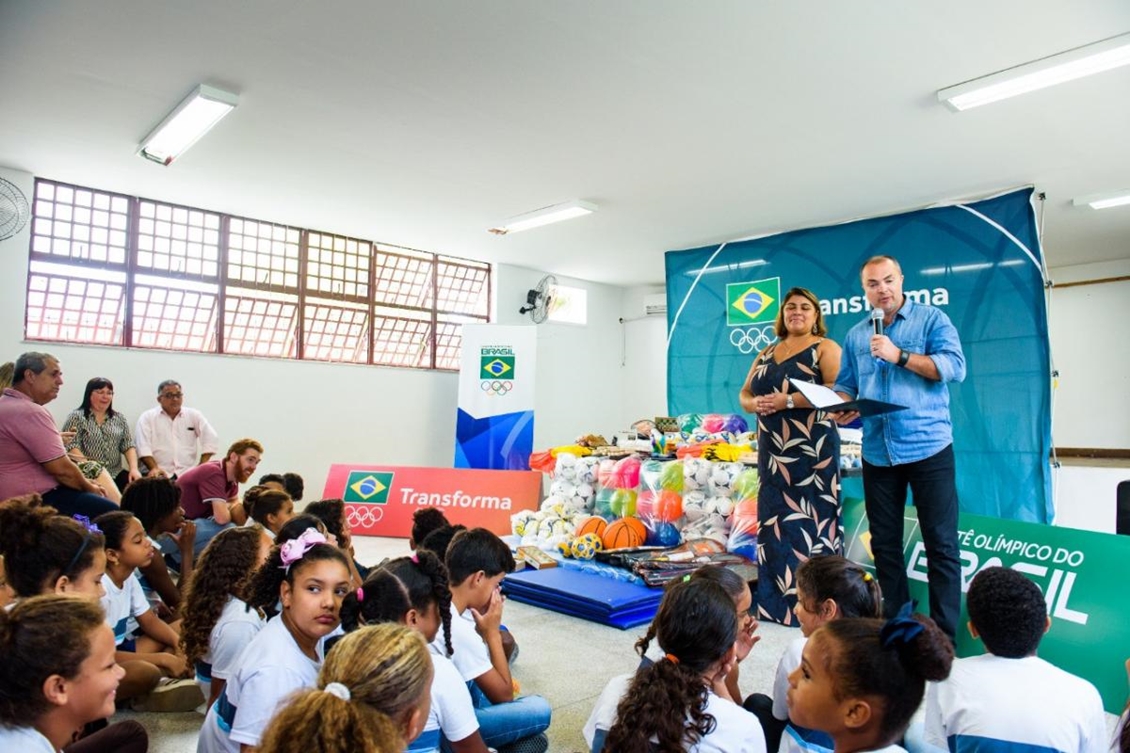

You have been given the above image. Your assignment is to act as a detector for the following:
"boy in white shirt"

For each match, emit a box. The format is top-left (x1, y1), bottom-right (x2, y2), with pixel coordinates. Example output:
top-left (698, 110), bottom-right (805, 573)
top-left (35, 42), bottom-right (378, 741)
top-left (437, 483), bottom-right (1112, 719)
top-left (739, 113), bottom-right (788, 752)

top-left (925, 566), bottom-right (1107, 753)
top-left (434, 528), bottom-right (550, 751)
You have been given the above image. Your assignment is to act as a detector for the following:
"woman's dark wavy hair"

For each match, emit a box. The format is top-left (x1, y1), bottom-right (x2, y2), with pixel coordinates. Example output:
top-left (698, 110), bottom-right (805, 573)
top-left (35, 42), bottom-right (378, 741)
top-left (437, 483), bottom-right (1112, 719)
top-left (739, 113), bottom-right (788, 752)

top-left (796, 554), bottom-right (883, 620)
top-left (605, 579), bottom-right (738, 753)
top-left (79, 376), bottom-right (116, 418)
top-left (179, 527), bottom-right (265, 668)
top-left (120, 475), bottom-right (182, 535)
top-left (339, 551), bottom-right (453, 656)
top-left (818, 615), bottom-right (954, 743)
top-left (245, 541), bottom-right (350, 613)
top-left (0, 495), bottom-right (105, 597)
top-left (636, 565), bottom-right (747, 658)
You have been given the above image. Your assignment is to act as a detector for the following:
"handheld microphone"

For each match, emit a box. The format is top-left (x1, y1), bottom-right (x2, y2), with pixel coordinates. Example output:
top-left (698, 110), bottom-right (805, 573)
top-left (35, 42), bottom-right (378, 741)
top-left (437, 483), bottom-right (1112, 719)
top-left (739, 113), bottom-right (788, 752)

top-left (870, 307), bottom-right (883, 337)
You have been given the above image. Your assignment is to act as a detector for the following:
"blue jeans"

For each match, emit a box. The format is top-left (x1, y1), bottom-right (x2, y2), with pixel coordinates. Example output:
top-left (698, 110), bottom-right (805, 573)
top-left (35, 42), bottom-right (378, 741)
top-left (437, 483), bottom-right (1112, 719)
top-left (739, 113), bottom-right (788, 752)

top-left (862, 444), bottom-right (961, 639)
top-left (465, 681), bottom-right (551, 749)
top-left (42, 486), bottom-right (118, 518)
top-left (159, 517), bottom-right (234, 561)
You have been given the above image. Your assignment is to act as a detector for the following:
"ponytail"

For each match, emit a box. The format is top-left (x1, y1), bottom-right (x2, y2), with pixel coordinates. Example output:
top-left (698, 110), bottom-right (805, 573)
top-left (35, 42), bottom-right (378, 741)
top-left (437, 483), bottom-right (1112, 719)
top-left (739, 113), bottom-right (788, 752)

top-left (607, 579), bottom-right (737, 753)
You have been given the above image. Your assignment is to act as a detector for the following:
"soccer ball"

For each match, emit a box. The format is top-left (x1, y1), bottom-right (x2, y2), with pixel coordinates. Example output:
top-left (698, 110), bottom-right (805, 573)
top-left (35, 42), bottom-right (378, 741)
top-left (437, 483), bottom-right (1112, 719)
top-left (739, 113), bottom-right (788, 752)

top-left (576, 458), bottom-right (599, 485)
top-left (511, 510), bottom-right (538, 537)
top-left (683, 490), bottom-right (707, 522)
top-left (570, 532), bottom-right (604, 560)
top-left (705, 496), bottom-right (735, 518)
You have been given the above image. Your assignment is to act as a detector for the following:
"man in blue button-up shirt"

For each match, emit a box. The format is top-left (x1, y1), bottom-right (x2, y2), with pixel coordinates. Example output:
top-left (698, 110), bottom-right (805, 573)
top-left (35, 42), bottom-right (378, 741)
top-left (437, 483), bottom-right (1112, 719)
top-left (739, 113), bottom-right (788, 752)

top-left (833, 255), bottom-right (965, 640)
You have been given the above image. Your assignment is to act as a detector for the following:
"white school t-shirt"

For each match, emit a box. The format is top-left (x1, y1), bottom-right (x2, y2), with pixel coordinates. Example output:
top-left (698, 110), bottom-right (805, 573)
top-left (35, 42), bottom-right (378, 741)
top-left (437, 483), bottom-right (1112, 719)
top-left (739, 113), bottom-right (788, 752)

top-left (408, 649), bottom-right (481, 753)
top-left (197, 614), bottom-right (324, 753)
top-left (195, 597), bottom-right (266, 692)
top-left (433, 603), bottom-right (493, 682)
top-left (585, 674), bottom-right (766, 753)
top-left (100, 572), bottom-right (150, 645)
top-left (924, 653), bottom-right (1108, 753)
top-left (0, 725), bottom-right (54, 753)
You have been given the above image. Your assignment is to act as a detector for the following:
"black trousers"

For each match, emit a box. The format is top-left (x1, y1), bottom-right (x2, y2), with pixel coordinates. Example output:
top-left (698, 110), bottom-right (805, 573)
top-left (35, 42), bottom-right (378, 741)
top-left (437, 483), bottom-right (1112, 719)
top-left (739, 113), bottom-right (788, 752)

top-left (862, 444), bottom-right (961, 640)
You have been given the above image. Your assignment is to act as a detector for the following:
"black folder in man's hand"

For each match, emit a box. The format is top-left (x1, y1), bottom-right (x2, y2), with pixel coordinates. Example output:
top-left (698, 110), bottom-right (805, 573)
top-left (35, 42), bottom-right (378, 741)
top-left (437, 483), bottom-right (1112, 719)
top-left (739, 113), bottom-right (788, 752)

top-left (788, 379), bottom-right (908, 417)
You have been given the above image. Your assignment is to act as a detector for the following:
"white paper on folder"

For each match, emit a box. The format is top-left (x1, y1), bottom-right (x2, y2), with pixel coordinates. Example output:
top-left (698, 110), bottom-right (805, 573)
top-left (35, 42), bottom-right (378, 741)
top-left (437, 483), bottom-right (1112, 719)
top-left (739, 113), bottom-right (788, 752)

top-left (789, 378), bottom-right (843, 408)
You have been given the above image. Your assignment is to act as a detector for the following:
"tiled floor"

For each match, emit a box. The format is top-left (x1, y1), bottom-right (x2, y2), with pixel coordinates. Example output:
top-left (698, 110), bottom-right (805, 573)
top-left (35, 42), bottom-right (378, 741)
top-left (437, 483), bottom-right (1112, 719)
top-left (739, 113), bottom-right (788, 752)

top-left (122, 535), bottom-right (799, 753)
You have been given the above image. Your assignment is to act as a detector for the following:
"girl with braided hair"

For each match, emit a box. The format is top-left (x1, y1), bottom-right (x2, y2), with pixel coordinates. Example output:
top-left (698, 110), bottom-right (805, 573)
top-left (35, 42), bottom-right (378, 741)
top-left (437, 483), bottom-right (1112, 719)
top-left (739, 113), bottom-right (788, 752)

top-left (337, 552), bottom-right (489, 753)
top-left (594, 578), bottom-right (766, 753)
top-left (258, 623), bottom-right (433, 753)
top-left (197, 529), bottom-right (351, 753)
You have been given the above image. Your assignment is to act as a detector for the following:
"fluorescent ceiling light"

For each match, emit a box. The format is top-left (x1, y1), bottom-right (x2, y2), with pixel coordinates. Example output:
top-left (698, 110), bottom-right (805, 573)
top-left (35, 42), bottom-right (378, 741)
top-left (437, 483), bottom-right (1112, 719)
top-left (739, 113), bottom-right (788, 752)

top-left (487, 200), bottom-right (596, 235)
top-left (1073, 191), bottom-right (1130, 210)
top-left (938, 32), bottom-right (1130, 111)
top-left (138, 84), bottom-right (239, 165)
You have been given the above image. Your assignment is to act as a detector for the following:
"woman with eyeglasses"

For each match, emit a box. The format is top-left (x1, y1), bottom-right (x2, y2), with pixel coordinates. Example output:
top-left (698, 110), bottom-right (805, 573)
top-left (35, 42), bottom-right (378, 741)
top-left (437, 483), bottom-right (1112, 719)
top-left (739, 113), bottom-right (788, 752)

top-left (62, 377), bottom-right (142, 493)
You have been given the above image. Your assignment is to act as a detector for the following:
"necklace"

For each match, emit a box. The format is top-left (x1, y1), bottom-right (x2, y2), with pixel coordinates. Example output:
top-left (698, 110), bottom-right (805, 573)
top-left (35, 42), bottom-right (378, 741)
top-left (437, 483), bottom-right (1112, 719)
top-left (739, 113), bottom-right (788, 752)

top-left (776, 336), bottom-right (817, 359)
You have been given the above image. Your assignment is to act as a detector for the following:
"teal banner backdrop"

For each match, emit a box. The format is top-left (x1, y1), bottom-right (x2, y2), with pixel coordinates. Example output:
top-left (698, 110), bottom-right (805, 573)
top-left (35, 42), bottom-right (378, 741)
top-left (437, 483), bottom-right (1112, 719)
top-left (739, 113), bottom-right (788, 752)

top-left (842, 497), bottom-right (1130, 714)
top-left (665, 189), bottom-right (1052, 522)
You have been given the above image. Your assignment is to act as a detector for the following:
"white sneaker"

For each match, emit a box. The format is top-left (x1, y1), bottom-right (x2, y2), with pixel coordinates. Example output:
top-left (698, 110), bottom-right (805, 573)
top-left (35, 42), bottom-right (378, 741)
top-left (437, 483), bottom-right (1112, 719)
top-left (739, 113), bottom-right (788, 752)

top-left (131, 678), bottom-right (204, 713)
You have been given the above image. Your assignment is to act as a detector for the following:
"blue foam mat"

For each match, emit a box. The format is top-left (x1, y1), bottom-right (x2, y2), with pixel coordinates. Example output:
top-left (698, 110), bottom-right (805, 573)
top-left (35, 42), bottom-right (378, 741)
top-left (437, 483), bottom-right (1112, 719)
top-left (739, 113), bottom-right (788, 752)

top-left (503, 567), bottom-right (662, 629)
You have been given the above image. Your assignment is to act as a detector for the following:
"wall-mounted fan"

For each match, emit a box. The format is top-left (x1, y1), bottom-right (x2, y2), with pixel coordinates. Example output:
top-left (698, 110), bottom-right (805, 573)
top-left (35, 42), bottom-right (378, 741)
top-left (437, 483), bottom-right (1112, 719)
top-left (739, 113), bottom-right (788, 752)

top-left (519, 274), bottom-right (557, 323)
top-left (0, 177), bottom-right (30, 241)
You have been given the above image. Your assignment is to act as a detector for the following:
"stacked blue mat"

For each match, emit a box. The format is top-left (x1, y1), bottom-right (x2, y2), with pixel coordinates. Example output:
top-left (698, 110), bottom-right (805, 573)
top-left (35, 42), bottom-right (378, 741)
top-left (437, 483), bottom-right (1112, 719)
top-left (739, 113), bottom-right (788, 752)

top-left (502, 566), bottom-right (662, 629)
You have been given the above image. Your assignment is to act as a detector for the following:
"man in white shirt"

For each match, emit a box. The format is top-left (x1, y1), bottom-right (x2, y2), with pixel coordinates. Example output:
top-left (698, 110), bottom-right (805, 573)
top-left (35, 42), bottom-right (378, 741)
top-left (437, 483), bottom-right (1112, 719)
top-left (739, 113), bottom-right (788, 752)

top-left (134, 380), bottom-right (219, 478)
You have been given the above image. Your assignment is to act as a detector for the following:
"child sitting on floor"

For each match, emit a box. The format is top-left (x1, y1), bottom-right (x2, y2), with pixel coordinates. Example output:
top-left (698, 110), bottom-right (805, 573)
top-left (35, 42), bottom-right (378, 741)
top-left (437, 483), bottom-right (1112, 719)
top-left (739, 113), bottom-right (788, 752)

top-left (787, 606), bottom-right (953, 753)
top-left (95, 510), bottom-right (203, 712)
top-left (258, 624), bottom-right (432, 753)
top-left (438, 528), bottom-right (550, 752)
top-left (197, 530), bottom-right (352, 753)
top-left (922, 566), bottom-right (1107, 753)
top-left (120, 475), bottom-right (196, 611)
top-left (751, 555), bottom-right (883, 753)
top-left (242, 485), bottom-right (295, 539)
top-left (0, 596), bottom-right (148, 753)
top-left (339, 551), bottom-right (493, 753)
top-left (179, 526), bottom-right (272, 706)
top-left (595, 577), bottom-right (766, 753)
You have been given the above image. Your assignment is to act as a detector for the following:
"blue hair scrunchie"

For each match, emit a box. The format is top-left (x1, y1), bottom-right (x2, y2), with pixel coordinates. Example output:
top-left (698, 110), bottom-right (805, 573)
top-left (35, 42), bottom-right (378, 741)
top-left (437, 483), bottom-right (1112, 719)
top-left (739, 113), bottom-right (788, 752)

top-left (879, 600), bottom-right (923, 649)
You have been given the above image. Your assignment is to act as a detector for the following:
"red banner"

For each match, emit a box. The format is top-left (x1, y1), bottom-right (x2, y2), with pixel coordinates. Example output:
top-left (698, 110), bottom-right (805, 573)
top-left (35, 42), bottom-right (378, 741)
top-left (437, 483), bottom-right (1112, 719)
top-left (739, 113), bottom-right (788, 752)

top-left (322, 464), bottom-right (541, 538)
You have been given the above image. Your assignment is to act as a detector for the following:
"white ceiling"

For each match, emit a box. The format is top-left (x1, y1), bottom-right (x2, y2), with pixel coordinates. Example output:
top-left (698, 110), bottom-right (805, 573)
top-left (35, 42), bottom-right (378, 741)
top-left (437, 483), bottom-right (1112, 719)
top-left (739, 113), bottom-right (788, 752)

top-left (1, 1), bottom-right (1128, 286)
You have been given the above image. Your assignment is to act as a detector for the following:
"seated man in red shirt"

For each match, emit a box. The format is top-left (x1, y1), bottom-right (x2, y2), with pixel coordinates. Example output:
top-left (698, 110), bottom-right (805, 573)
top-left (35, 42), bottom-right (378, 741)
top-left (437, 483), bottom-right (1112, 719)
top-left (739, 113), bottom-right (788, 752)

top-left (0, 352), bottom-right (116, 516)
top-left (174, 438), bottom-right (262, 556)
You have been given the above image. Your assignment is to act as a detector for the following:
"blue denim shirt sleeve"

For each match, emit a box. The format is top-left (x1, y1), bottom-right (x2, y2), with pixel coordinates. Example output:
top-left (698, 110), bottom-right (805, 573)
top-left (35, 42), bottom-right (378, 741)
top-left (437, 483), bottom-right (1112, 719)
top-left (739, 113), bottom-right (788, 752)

top-left (833, 299), bottom-right (964, 467)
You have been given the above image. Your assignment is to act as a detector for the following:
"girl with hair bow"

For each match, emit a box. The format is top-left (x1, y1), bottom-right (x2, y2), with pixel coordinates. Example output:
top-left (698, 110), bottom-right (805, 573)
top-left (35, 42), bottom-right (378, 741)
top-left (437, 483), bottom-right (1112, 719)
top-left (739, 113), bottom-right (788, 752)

top-left (197, 528), bottom-right (352, 753)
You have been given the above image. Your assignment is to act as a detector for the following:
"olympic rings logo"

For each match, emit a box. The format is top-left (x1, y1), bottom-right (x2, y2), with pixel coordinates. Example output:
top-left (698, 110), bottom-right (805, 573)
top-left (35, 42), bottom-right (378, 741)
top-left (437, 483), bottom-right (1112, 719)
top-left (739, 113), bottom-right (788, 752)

top-left (729, 325), bottom-right (776, 354)
top-left (480, 380), bottom-right (513, 396)
top-left (345, 504), bottom-right (384, 529)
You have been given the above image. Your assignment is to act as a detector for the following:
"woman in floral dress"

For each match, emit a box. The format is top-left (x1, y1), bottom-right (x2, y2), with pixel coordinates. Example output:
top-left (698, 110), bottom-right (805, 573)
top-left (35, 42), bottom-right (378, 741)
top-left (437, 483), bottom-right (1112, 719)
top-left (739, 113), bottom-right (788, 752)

top-left (738, 287), bottom-right (843, 626)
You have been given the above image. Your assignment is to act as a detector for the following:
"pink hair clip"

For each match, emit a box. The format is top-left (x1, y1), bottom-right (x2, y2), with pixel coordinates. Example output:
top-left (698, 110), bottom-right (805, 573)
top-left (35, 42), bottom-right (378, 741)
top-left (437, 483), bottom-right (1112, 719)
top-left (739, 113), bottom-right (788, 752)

top-left (410, 553), bottom-right (419, 564)
top-left (356, 587), bottom-right (365, 603)
top-left (278, 528), bottom-right (327, 571)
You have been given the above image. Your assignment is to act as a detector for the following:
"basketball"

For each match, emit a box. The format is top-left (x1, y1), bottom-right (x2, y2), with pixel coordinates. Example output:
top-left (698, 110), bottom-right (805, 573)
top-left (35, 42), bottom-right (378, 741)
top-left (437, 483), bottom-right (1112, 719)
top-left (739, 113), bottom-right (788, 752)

top-left (603, 517), bottom-right (646, 550)
top-left (575, 516), bottom-right (608, 539)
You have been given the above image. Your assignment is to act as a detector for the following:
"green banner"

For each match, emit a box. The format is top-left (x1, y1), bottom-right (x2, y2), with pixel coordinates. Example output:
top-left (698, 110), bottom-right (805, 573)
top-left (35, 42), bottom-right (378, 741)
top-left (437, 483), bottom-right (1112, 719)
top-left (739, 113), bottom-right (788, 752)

top-left (842, 497), bottom-right (1130, 713)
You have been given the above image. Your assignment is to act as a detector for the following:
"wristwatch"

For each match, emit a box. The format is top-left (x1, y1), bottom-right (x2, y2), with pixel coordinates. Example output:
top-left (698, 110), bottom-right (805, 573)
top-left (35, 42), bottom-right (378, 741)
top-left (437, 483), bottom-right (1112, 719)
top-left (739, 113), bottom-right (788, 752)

top-left (785, 394), bottom-right (795, 409)
top-left (897, 349), bottom-right (911, 368)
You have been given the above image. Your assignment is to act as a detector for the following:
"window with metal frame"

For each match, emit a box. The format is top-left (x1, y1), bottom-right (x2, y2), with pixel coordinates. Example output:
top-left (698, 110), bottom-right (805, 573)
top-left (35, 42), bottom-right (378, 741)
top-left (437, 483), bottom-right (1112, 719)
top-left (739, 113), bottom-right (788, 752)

top-left (24, 178), bottom-right (492, 370)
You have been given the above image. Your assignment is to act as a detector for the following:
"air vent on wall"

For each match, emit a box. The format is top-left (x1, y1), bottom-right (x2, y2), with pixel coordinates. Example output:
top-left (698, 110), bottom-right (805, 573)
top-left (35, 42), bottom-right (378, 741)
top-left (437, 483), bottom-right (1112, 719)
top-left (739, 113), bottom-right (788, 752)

top-left (643, 293), bottom-right (667, 316)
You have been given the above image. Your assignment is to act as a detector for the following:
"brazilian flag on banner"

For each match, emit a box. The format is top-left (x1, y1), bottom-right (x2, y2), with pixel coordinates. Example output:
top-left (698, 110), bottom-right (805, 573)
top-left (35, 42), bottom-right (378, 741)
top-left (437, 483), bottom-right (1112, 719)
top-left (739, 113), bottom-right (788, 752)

top-left (726, 278), bottom-right (780, 326)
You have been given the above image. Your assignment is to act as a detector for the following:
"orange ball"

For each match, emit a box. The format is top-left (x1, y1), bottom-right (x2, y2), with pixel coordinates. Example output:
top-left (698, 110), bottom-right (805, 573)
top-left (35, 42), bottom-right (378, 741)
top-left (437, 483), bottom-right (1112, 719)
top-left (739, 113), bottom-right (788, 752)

top-left (655, 490), bottom-right (683, 522)
top-left (576, 516), bottom-right (608, 539)
top-left (602, 518), bottom-right (646, 550)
